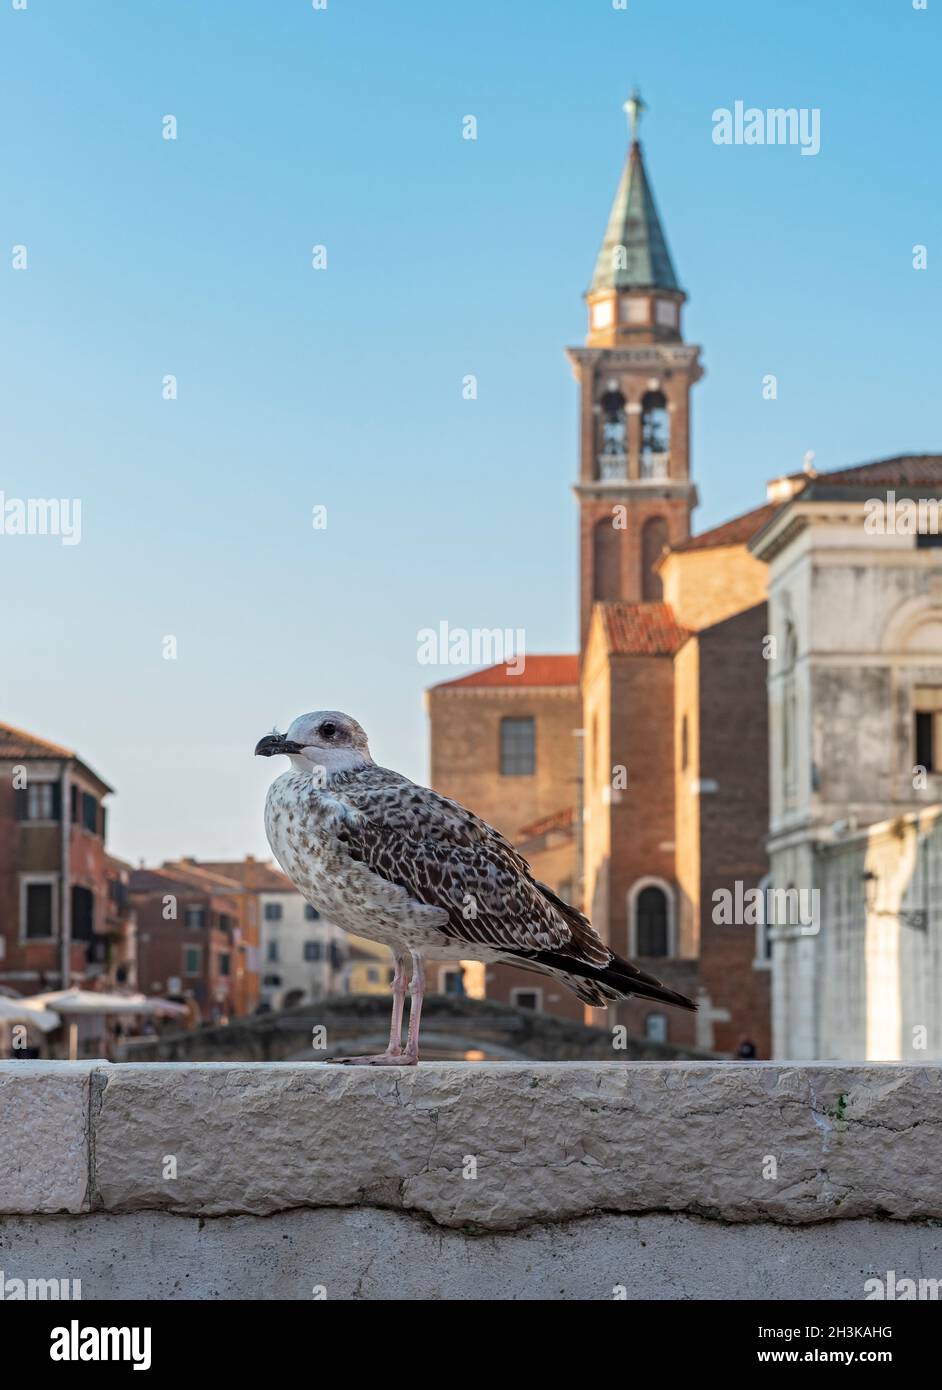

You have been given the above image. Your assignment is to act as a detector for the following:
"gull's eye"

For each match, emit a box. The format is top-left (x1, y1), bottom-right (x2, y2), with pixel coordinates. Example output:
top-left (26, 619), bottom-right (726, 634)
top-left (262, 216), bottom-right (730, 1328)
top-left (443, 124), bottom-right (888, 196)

top-left (320, 722), bottom-right (337, 740)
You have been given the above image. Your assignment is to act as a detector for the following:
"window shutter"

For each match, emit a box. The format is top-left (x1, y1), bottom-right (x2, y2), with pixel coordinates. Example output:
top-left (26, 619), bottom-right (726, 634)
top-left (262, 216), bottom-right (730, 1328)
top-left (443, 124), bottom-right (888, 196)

top-left (14, 788), bottom-right (29, 821)
top-left (51, 781), bottom-right (62, 820)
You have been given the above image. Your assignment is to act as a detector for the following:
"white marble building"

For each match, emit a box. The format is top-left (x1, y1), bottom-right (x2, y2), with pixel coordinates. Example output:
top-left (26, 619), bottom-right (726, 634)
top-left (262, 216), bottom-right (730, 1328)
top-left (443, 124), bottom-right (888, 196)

top-left (751, 456), bottom-right (942, 1059)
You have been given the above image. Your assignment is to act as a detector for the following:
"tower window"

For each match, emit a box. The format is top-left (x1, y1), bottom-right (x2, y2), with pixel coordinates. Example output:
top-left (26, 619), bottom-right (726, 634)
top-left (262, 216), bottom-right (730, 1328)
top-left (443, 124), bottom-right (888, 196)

top-left (640, 391), bottom-right (669, 478)
top-left (500, 717), bottom-right (536, 776)
top-left (598, 383), bottom-right (626, 480)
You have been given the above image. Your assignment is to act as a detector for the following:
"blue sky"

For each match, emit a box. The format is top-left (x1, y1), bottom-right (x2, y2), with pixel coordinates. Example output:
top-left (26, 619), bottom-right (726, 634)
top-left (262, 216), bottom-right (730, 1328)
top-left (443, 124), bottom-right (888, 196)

top-left (1, 0), bottom-right (939, 863)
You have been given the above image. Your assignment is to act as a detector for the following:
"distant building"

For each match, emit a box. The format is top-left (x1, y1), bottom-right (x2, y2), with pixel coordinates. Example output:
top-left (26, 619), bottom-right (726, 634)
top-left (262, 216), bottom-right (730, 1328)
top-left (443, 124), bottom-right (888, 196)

top-left (426, 656), bottom-right (581, 1015)
top-left (255, 877), bottom-right (348, 1008)
top-left (426, 92), bottom-right (942, 1062)
top-left (425, 103), bottom-right (771, 1051)
top-left (130, 865), bottom-right (243, 1022)
top-left (0, 721), bottom-right (134, 995)
top-left (177, 856), bottom-right (349, 1010)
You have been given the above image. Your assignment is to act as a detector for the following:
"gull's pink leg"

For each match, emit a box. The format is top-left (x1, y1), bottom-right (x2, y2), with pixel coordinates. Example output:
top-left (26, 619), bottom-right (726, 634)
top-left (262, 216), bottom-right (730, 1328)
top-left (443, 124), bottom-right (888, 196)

top-left (386, 954), bottom-right (407, 1053)
top-left (330, 952), bottom-right (412, 1066)
top-left (399, 953), bottom-right (425, 1064)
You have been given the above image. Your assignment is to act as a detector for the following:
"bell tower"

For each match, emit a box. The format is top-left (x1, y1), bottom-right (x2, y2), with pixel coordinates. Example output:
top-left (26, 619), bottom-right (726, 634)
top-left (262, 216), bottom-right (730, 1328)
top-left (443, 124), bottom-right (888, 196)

top-left (568, 92), bottom-right (703, 647)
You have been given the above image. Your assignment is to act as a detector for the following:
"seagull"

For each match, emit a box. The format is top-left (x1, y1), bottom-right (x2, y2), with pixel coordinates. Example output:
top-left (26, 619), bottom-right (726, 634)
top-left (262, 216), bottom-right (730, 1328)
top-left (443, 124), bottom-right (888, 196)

top-left (256, 710), bottom-right (696, 1065)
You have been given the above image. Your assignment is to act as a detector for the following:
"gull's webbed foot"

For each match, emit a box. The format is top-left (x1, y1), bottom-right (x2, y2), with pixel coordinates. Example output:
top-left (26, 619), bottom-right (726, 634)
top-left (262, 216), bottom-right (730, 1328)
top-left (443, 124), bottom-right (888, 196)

top-left (328, 1049), bottom-right (418, 1067)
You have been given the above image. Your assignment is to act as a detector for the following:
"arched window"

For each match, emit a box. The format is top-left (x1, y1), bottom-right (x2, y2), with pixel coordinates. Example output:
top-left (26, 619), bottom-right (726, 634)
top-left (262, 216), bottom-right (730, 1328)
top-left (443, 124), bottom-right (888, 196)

top-left (636, 885), bottom-right (669, 957)
top-left (593, 517), bottom-right (621, 602)
top-left (598, 382), bottom-right (626, 480)
top-left (640, 391), bottom-right (670, 478)
top-left (641, 516), bottom-right (668, 601)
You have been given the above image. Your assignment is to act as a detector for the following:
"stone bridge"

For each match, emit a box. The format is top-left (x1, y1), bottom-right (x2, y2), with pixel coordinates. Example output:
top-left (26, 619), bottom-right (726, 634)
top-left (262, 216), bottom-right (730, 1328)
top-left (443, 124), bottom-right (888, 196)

top-left (116, 993), bottom-right (717, 1064)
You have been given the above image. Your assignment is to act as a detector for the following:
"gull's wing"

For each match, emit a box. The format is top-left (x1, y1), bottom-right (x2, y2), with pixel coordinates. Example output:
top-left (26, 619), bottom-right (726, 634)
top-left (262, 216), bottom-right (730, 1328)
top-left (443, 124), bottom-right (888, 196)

top-left (329, 766), bottom-right (611, 965)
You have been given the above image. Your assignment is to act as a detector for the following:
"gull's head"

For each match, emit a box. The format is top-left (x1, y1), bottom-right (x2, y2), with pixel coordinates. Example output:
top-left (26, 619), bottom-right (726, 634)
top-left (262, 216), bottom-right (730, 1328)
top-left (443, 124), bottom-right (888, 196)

top-left (254, 711), bottom-right (371, 775)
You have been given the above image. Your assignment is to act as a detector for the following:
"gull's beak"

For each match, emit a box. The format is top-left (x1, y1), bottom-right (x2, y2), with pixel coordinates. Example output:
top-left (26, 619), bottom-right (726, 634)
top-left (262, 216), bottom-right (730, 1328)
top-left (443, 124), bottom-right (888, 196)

top-left (255, 733), bottom-right (303, 757)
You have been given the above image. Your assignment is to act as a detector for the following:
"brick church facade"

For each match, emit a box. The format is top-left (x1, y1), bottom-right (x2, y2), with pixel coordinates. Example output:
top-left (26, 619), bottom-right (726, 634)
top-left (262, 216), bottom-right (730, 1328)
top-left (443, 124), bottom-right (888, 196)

top-left (426, 96), bottom-right (940, 1056)
top-left (425, 97), bottom-right (774, 1053)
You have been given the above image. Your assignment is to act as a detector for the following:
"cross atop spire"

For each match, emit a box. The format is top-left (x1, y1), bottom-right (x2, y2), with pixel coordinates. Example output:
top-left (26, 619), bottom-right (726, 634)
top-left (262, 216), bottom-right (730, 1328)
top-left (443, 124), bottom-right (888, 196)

top-left (588, 95), bottom-right (681, 296)
top-left (623, 88), bottom-right (646, 145)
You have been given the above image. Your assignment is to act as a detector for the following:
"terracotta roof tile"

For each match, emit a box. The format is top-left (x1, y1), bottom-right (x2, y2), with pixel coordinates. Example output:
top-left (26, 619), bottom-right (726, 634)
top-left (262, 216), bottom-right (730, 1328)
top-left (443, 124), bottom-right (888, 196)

top-left (795, 454), bottom-right (942, 489)
top-left (433, 654), bottom-right (579, 690)
top-left (0, 721), bottom-right (75, 760)
top-left (160, 861), bottom-right (248, 894)
top-left (600, 601), bottom-right (690, 655)
top-left (190, 858), bottom-right (294, 892)
top-left (0, 721), bottom-right (113, 792)
top-left (669, 502), bottom-right (780, 554)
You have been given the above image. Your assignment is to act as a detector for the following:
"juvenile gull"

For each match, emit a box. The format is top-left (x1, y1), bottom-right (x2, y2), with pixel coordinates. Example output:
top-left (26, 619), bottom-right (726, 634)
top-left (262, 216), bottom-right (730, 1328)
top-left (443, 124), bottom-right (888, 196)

top-left (256, 710), bottom-right (696, 1065)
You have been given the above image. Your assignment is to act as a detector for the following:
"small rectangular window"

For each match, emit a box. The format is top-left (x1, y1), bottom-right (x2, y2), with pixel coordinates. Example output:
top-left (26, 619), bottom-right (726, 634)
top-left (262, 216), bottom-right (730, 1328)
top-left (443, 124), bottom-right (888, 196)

top-left (500, 717), bottom-right (536, 776)
top-left (71, 885), bottom-right (94, 942)
top-left (184, 905), bottom-right (206, 929)
top-left (183, 946), bottom-right (202, 976)
top-left (82, 792), bottom-right (98, 834)
top-left (219, 953), bottom-right (231, 977)
top-left (264, 902), bottom-right (283, 921)
top-left (644, 1012), bottom-right (669, 1044)
top-left (267, 940), bottom-right (279, 962)
top-left (303, 941), bottom-right (321, 962)
top-left (25, 882), bottom-right (55, 939)
top-left (304, 904), bottom-right (319, 920)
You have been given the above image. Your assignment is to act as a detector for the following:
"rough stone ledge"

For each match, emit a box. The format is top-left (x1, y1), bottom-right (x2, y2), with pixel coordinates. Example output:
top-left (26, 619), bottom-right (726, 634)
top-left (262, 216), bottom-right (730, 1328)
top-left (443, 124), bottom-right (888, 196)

top-left (1, 1061), bottom-right (940, 1231)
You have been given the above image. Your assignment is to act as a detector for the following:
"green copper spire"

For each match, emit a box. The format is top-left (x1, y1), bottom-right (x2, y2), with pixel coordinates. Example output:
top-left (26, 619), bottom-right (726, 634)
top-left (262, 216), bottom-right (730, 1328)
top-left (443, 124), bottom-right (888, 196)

top-left (589, 92), bottom-right (681, 295)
